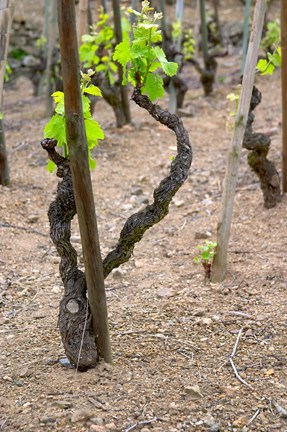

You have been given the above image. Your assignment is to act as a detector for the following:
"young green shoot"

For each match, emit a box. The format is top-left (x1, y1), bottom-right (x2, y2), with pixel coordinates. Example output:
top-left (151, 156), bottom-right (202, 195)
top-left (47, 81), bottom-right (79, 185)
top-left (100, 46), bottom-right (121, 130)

top-left (43, 69), bottom-right (104, 172)
top-left (113, 0), bottom-right (178, 101)
top-left (79, 9), bottom-right (131, 85)
top-left (256, 19), bottom-right (281, 76)
top-left (194, 240), bottom-right (217, 279)
top-left (256, 45), bottom-right (281, 75)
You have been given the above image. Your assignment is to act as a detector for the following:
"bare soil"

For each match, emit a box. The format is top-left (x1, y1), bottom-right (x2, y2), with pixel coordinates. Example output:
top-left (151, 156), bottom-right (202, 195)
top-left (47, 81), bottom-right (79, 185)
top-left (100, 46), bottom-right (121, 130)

top-left (1, 2), bottom-right (287, 432)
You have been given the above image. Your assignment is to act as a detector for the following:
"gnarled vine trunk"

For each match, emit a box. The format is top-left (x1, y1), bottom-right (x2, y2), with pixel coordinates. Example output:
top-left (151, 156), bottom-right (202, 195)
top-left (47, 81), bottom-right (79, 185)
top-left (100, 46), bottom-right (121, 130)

top-left (42, 87), bottom-right (192, 370)
top-left (41, 139), bottom-right (98, 371)
top-left (243, 85), bottom-right (281, 208)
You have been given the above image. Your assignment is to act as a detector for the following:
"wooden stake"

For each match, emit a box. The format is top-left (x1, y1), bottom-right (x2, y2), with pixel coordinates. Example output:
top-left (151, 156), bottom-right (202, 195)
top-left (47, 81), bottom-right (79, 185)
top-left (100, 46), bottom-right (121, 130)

top-left (0, 0), bottom-right (13, 185)
top-left (281, 0), bottom-right (287, 192)
top-left (211, 0), bottom-right (266, 283)
top-left (111, 0), bottom-right (131, 124)
top-left (57, 0), bottom-right (112, 363)
top-left (44, 0), bottom-right (57, 117)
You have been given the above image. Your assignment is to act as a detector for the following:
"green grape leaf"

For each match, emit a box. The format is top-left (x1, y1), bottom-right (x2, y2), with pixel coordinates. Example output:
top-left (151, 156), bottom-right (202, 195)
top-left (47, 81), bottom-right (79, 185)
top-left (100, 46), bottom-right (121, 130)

top-left (0, 112), bottom-right (3, 120)
top-left (109, 61), bottom-right (118, 73)
top-left (52, 91), bottom-right (64, 104)
top-left (81, 34), bottom-right (95, 43)
top-left (139, 22), bottom-right (158, 30)
top-left (85, 117), bottom-right (105, 148)
top-left (46, 159), bottom-right (56, 173)
top-left (267, 50), bottom-right (281, 67)
top-left (256, 58), bottom-right (275, 75)
top-left (82, 95), bottom-right (91, 117)
top-left (88, 151), bottom-right (96, 170)
top-left (201, 251), bottom-right (210, 262)
top-left (79, 44), bottom-right (97, 63)
top-left (96, 64), bottom-right (107, 72)
top-left (113, 40), bottom-right (131, 66)
top-left (108, 71), bottom-right (115, 85)
top-left (131, 43), bottom-right (149, 59)
top-left (83, 85), bottom-right (102, 97)
top-left (149, 61), bottom-right (161, 72)
top-left (52, 91), bottom-right (65, 115)
top-left (44, 114), bottom-right (66, 146)
top-left (141, 73), bottom-right (164, 101)
top-left (113, 40), bottom-right (131, 84)
top-left (152, 46), bottom-right (178, 77)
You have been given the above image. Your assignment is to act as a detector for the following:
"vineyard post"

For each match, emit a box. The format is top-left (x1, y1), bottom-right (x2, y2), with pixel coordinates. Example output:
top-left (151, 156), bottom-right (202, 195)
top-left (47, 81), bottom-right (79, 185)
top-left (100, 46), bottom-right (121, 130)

top-left (44, 0), bottom-right (57, 117)
top-left (57, 0), bottom-right (112, 363)
top-left (211, 0), bottom-right (266, 283)
top-left (199, 0), bottom-right (209, 67)
top-left (240, 0), bottom-right (251, 74)
top-left (168, 0), bottom-right (184, 114)
top-left (111, 0), bottom-right (131, 124)
top-left (281, 0), bottom-right (287, 192)
top-left (0, 0), bottom-right (13, 186)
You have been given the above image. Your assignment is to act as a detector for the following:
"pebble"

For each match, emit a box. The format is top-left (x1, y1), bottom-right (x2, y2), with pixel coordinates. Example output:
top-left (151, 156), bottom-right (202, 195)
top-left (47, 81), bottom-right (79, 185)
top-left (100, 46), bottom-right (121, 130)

top-left (40, 416), bottom-right (57, 424)
top-left (185, 384), bottom-right (203, 398)
top-left (173, 199), bottom-right (185, 207)
top-left (91, 417), bottom-right (104, 426)
top-left (209, 423), bottom-right (221, 432)
top-left (53, 400), bottom-right (73, 409)
top-left (193, 308), bottom-right (205, 317)
top-left (71, 408), bottom-right (94, 423)
top-left (156, 287), bottom-right (177, 298)
top-left (194, 230), bottom-right (212, 239)
top-left (19, 366), bottom-right (31, 378)
top-left (90, 426), bottom-right (106, 432)
top-left (105, 422), bottom-right (116, 430)
top-left (122, 203), bottom-right (133, 211)
top-left (112, 269), bottom-right (124, 279)
top-left (59, 358), bottom-right (74, 369)
top-left (27, 215), bottom-right (39, 223)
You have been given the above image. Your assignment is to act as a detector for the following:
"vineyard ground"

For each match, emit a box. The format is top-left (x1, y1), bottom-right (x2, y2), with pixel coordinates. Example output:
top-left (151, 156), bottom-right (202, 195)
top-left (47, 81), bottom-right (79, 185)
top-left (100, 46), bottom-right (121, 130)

top-left (1, 1), bottom-right (287, 431)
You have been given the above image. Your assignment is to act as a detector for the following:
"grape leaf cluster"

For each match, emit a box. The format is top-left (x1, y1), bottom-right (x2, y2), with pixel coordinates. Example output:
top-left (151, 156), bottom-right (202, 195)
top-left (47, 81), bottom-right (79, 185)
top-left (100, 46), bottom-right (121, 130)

top-left (43, 71), bottom-right (104, 172)
top-left (79, 10), bottom-right (131, 85)
top-left (113, 0), bottom-right (178, 101)
top-left (257, 46), bottom-right (281, 76)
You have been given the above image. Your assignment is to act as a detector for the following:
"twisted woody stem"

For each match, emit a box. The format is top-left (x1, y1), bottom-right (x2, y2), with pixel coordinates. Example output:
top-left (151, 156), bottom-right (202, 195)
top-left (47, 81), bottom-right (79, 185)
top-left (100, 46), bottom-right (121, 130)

top-left (243, 85), bottom-right (281, 209)
top-left (42, 88), bottom-right (192, 368)
top-left (103, 87), bottom-right (192, 277)
top-left (41, 138), bottom-right (98, 371)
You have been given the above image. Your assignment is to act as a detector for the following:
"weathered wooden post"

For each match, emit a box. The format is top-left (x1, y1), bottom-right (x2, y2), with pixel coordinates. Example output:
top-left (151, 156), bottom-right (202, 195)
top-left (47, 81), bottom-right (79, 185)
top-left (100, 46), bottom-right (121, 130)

top-left (44, 0), bottom-right (57, 116)
top-left (111, 0), bottom-right (131, 124)
top-left (212, 0), bottom-right (267, 283)
top-left (0, 0), bottom-right (13, 185)
top-left (281, 0), bottom-right (287, 192)
top-left (57, 0), bottom-right (112, 363)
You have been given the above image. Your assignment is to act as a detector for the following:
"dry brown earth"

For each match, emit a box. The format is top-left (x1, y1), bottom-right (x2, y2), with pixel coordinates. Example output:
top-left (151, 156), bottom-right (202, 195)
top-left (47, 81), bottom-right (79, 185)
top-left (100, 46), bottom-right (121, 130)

top-left (1, 1), bottom-right (287, 431)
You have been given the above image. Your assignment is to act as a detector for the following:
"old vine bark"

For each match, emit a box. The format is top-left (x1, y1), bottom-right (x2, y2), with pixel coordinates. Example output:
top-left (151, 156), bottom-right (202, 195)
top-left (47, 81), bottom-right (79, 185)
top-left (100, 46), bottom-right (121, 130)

top-left (41, 139), bottom-right (98, 371)
top-left (243, 86), bottom-right (281, 208)
top-left (42, 88), bottom-right (192, 369)
top-left (103, 88), bottom-right (192, 277)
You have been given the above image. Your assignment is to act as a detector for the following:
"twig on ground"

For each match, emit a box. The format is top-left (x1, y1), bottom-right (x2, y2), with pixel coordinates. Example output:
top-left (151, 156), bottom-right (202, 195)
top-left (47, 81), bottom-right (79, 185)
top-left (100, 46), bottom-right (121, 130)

top-left (0, 416), bottom-right (8, 430)
top-left (177, 348), bottom-right (194, 360)
top-left (124, 417), bottom-right (160, 432)
top-left (246, 408), bottom-right (260, 426)
top-left (229, 357), bottom-right (254, 390)
top-left (231, 328), bottom-right (243, 358)
top-left (229, 328), bottom-right (254, 390)
top-left (228, 311), bottom-right (254, 320)
top-left (0, 222), bottom-right (48, 237)
top-left (271, 400), bottom-right (287, 418)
